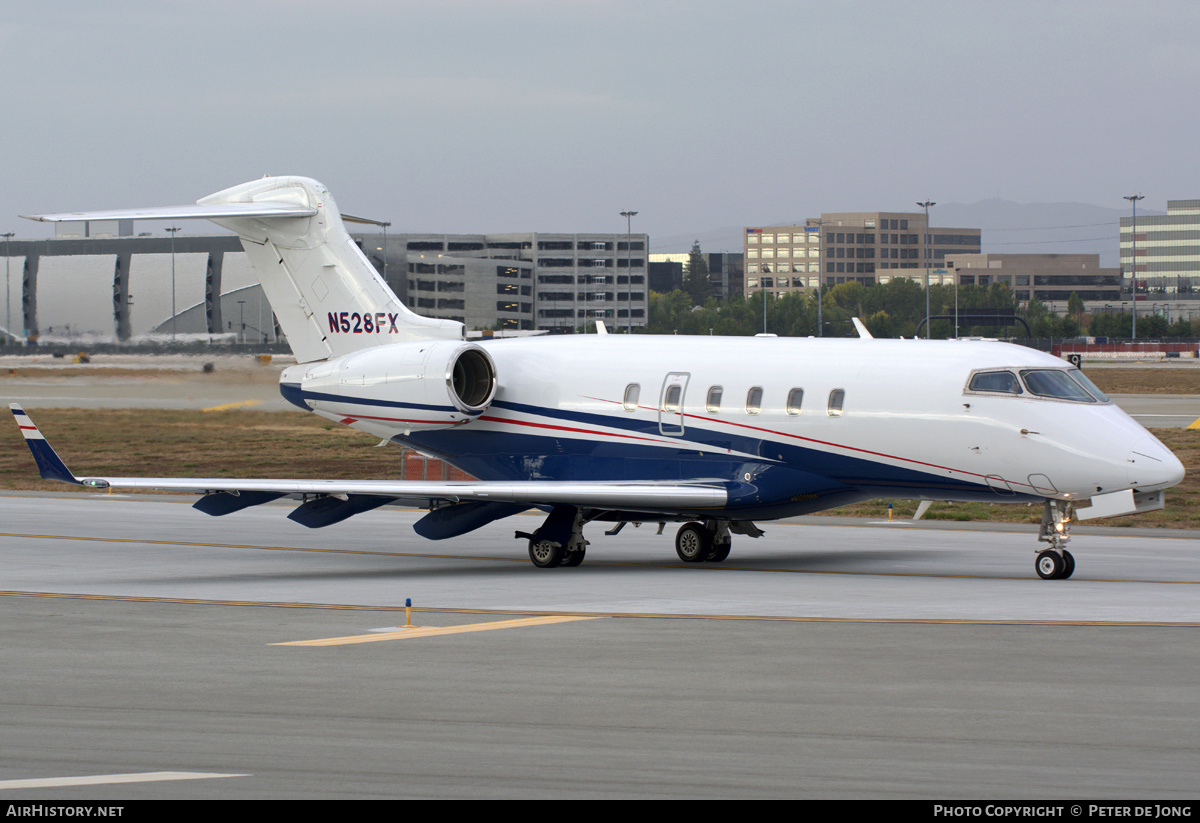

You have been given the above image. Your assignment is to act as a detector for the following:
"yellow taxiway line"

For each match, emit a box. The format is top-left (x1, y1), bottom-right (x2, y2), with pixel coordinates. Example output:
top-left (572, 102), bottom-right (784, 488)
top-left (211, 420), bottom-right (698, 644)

top-left (201, 399), bottom-right (262, 412)
top-left (2, 591), bottom-right (1199, 628)
top-left (273, 614), bottom-right (606, 646)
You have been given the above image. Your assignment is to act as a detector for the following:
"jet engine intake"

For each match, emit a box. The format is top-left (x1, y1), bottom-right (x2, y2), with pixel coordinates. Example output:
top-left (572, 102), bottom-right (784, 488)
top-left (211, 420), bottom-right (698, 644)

top-left (282, 340), bottom-right (497, 429)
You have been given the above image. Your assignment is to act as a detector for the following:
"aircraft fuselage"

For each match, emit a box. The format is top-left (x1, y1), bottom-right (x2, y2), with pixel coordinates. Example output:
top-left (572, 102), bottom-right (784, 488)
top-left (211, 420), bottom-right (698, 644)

top-left (284, 334), bottom-right (1180, 522)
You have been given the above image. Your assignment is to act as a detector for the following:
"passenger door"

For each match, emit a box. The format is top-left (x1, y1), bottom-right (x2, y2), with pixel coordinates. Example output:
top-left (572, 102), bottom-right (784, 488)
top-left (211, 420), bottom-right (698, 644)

top-left (658, 372), bottom-right (690, 436)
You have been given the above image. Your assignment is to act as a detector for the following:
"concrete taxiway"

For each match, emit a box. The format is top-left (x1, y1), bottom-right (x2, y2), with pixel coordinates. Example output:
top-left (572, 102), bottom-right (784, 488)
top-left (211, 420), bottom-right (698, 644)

top-left (0, 492), bottom-right (1197, 799)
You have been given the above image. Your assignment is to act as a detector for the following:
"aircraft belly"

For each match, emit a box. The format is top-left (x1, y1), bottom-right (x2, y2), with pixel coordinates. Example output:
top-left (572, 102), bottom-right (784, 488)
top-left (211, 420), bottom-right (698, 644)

top-left (407, 423), bottom-right (996, 506)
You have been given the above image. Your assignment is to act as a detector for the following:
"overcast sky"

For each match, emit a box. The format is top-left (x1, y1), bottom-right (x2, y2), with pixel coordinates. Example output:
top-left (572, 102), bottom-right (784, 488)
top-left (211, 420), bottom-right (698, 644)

top-left (2, 0), bottom-right (1196, 246)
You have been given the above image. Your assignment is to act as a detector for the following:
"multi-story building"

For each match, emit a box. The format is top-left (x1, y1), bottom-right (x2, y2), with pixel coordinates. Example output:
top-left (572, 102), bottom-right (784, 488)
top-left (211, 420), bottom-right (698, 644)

top-left (356, 231), bottom-right (648, 332)
top-left (943, 253), bottom-right (1122, 305)
top-left (1119, 199), bottom-right (1200, 298)
top-left (744, 213), bottom-right (981, 297)
top-left (743, 224), bottom-right (822, 296)
top-left (0, 228), bottom-right (647, 343)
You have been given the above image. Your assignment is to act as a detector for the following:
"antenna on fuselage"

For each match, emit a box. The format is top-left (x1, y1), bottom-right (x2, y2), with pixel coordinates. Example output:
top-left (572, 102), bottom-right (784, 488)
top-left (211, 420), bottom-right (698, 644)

top-left (851, 317), bottom-right (873, 339)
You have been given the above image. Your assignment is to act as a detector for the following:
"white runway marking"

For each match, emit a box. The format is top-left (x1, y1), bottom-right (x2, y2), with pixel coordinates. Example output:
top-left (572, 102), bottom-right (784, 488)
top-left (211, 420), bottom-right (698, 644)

top-left (0, 771), bottom-right (248, 789)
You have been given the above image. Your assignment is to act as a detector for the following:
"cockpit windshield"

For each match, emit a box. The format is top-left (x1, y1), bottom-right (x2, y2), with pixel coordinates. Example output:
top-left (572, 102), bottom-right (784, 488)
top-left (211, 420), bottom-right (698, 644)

top-left (1019, 369), bottom-right (1105, 403)
top-left (965, 368), bottom-right (1110, 403)
top-left (1066, 368), bottom-right (1110, 403)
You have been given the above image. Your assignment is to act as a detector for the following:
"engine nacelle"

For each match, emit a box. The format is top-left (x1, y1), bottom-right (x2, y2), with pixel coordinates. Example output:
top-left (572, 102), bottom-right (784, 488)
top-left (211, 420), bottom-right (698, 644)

top-left (280, 340), bottom-right (497, 432)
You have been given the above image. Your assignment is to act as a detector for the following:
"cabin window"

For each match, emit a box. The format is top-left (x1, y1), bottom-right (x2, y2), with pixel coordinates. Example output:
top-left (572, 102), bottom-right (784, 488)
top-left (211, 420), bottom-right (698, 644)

top-left (623, 383), bottom-right (640, 411)
top-left (786, 388), bottom-right (804, 415)
top-left (746, 387), bottom-right (763, 415)
top-left (968, 371), bottom-right (1022, 395)
top-left (706, 386), bottom-right (723, 413)
top-left (827, 389), bottom-right (845, 417)
top-left (1019, 370), bottom-right (1097, 403)
top-left (663, 384), bottom-right (682, 412)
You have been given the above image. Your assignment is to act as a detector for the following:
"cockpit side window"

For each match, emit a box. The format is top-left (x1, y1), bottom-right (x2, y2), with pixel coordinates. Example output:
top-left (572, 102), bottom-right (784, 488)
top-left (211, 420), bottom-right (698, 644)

top-left (1019, 369), bottom-right (1097, 402)
top-left (1067, 369), bottom-right (1110, 403)
top-left (967, 370), bottom-right (1022, 395)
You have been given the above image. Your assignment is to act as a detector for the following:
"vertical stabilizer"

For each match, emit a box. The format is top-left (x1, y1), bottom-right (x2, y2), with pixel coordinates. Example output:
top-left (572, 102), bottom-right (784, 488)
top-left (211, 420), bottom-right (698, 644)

top-left (199, 177), bottom-right (463, 362)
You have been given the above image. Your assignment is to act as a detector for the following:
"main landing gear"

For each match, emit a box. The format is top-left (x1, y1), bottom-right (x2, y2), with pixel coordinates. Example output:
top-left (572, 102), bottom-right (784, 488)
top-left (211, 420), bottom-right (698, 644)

top-left (516, 508), bottom-right (748, 569)
top-left (1035, 499), bottom-right (1076, 580)
top-left (517, 505), bottom-right (589, 569)
top-left (675, 521), bottom-right (732, 564)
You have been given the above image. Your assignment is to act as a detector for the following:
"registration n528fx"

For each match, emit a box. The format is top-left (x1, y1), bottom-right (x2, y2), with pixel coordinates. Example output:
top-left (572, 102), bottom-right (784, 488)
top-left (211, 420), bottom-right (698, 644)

top-left (15, 176), bottom-right (1184, 578)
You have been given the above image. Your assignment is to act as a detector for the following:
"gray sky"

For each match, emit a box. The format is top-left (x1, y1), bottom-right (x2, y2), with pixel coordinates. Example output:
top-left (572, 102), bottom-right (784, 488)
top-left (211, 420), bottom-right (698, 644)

top-left (3, 0), bottom-right (1196, 246)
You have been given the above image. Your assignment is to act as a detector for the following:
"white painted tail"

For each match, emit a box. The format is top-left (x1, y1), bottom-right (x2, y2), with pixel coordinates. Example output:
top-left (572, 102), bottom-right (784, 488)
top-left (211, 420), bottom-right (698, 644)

top-left (201, 177), bottom-right (462, 362)
top-left (24, 176), bottom-right (464, 363)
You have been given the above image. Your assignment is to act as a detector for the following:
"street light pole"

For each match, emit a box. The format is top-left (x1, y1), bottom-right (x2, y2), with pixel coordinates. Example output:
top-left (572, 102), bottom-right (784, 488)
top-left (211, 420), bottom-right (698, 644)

top-left (1124, 194), bottom-right (1144, 341)
top-left (2, 232), bottom-right (13, 346)
top-left (381, 221), bottom-right (391, 284)
top-left (815, 222), bottom-right (823, 337)
top-left (917, 201), bottom-right (935, 339)
top-left (620, 211), bottom-right (638, 334)
top-left (165, 226), bottom-right (181, 342)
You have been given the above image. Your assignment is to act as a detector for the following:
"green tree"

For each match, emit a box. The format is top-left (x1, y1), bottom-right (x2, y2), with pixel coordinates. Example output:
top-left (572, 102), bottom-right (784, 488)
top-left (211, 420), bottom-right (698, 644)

top-left (1067, 291), bottom-right (1085, 324)
top-left (683, 241), bottom-right (710, 306)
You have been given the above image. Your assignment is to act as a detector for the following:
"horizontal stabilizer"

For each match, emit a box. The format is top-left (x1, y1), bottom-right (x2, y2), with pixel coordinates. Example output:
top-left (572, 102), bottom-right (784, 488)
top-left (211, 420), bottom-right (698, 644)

top-left (22, 175), bottom-right (466, 363)
top-left (21, 203), bottom-right (317, 223)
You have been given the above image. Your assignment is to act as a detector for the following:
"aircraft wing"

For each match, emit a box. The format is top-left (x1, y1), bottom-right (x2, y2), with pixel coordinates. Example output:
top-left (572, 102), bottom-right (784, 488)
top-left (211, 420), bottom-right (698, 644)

top-left (10, 405), bottom-right (728, 533)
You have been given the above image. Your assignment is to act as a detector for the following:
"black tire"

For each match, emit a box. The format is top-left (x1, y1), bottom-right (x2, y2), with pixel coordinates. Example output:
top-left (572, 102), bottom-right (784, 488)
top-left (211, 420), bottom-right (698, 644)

top-left (706, 539), bottom-right (731, 563)
top-left (1060, 549), bottom-right (1075, 579)
top-left (1036, 549), bottom-right (1063, 580)
top-left (529, 539), bottom-right (563, 568)
top-left (561, 547), bottom-right (586, 567)
top-left (676, 522), bottom-right (712, 563)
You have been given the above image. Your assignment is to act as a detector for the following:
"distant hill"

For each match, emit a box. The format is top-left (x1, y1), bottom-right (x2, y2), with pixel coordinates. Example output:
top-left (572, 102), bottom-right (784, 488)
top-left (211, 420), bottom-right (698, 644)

top-left (654, 200), bottom-right (1163, 268)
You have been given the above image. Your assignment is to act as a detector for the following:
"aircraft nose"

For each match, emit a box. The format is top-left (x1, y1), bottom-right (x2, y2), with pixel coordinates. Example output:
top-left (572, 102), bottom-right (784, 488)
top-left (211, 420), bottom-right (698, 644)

top-left (1128, 436), bottom-right (1186, 490)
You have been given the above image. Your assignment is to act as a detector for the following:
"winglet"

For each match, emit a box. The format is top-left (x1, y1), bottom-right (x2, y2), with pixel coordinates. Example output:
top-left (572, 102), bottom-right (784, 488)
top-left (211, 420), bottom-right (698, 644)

top-left (9, 404), bottom-right (81, 484)
top-left (851, 317), bottom-right (874, 339)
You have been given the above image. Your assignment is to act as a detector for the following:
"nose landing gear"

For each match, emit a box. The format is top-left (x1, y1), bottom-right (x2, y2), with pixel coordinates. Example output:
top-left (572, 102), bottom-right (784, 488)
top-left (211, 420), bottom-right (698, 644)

top-left (1036, 499), bottom-right (1076, 580)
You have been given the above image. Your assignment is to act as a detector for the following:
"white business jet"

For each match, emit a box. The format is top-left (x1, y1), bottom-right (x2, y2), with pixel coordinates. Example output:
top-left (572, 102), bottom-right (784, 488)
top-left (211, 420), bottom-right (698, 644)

top-left (13, 176), bottom-right (1184, 579)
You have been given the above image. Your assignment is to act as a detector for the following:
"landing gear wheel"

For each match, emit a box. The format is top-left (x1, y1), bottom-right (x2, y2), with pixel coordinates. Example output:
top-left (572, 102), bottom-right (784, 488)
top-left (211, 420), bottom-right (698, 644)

top-left (675, 522), bottom-right (712, 563)
top-left (1035, 549), bottom-right (1064, 580)
top-left (706, 540), bottom-right (731, 563)
top-left (529, 539), bottom-right (563, 569)
top-left (561, 547), bottom-right (586, 567)
top-left (1060, 549), bottom-right (1075, 580)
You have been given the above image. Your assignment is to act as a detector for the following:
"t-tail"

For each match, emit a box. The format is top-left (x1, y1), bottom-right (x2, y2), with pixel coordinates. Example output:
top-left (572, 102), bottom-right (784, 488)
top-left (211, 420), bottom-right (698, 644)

top-left (23, 176), bottom-right (463, 363)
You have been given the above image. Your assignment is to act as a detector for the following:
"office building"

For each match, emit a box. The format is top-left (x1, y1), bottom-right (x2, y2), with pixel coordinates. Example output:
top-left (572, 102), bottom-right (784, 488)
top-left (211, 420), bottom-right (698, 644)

top-left (943, 253), bottom-right (1122, 305)
top-left (1119, 199), bottom-right (1200, 298)
top-left (744, 212), bottom-right (981, 297)
top-left (355, 232), bottom-right (647, 332)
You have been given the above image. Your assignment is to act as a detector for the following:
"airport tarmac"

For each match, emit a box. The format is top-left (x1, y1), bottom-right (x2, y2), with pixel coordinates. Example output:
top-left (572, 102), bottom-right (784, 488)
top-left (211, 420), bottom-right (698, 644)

top-left (1, 354), bottom-right (296, 412)
top-left (0, 492), bottom-right (1197, 799)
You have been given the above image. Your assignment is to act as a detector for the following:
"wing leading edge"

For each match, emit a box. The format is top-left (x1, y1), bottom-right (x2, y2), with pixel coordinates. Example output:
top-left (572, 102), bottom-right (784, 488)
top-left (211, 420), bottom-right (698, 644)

top-left (9, 404), bottom-right (729, 532)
